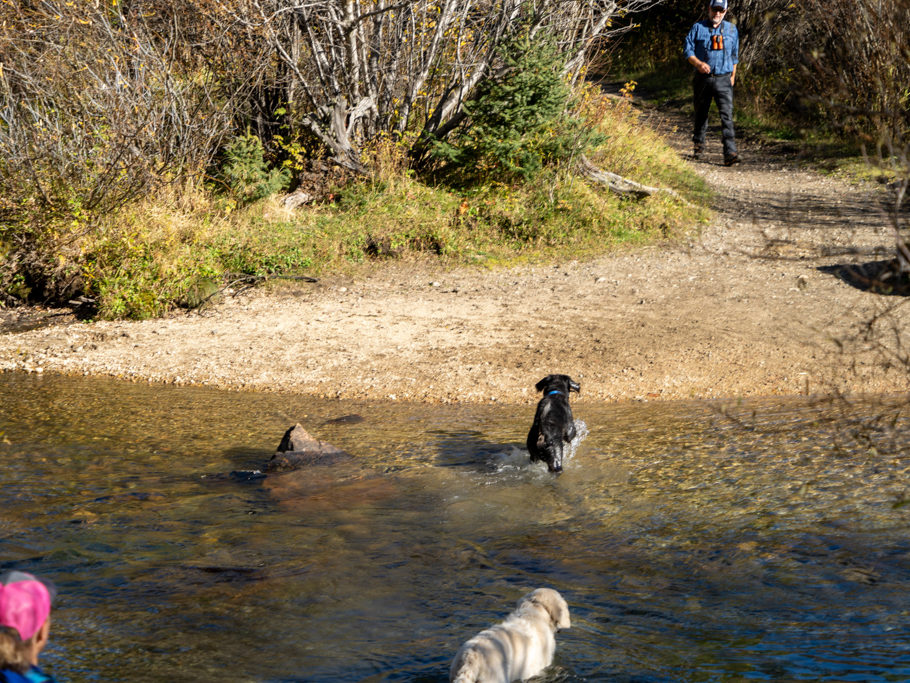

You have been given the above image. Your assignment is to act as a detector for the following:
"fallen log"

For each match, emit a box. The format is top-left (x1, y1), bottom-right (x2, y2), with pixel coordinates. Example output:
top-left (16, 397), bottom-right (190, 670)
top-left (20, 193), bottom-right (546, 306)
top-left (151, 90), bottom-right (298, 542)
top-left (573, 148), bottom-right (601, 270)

top-left (578, 155), bottom-right (694, 207)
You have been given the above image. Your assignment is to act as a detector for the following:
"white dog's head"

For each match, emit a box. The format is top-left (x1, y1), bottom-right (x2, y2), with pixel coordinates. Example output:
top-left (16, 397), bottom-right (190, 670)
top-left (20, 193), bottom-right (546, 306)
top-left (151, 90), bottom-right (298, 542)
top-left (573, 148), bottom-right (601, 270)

top-left (521, 587), bottom-right (571, 630)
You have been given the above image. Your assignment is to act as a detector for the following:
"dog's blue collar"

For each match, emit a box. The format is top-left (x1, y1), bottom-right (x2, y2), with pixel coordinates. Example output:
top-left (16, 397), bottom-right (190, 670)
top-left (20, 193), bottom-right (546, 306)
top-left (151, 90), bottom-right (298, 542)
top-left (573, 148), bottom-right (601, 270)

top-left (547, 390), bottom-right (563, 396)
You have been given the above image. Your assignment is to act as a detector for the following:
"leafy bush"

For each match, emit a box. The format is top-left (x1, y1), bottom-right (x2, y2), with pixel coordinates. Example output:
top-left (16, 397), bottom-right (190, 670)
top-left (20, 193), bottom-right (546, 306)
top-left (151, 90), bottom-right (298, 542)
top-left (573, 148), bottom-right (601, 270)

top-left (215, 134), bottom-right (291, 206)
top-left (2, 67), bottom-right (707, 320)
top-left (432, 35), bottom-right (603, 182)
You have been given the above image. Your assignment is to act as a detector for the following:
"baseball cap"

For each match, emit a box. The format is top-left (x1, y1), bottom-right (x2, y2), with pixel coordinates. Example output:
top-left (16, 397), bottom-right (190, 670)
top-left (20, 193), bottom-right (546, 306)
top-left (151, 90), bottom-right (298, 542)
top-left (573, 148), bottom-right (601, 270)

top-left (0, 571), bottom-right (56, 642)
top-left (711, 0), bottom-right (728, 8)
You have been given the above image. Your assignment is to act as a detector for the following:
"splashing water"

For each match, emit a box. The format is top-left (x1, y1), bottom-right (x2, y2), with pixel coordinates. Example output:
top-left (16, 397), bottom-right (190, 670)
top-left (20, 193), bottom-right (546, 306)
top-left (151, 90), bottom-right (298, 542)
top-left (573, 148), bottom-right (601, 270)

top-left (483, 418), bottom-right (589, 477)
top-left (564, 418), bottom-right (589, 467)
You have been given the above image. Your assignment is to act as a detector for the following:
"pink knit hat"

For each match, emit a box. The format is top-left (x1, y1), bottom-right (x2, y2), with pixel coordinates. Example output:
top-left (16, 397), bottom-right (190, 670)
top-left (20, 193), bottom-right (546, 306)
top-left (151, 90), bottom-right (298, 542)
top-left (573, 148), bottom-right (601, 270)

top-left (0, 571), bottom-right (55, 642)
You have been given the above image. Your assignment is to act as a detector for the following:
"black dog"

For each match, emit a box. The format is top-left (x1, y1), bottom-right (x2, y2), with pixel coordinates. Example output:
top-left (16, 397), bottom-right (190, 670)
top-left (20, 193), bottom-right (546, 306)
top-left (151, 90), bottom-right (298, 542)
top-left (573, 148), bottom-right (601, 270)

top-left (526, 375), bottom-right (580, 473)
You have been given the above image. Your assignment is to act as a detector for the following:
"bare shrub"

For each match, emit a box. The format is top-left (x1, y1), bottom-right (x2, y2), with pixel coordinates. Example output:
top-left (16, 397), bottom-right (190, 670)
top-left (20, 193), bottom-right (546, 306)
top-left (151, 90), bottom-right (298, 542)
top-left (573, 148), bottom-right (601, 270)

top-left (0, 0), bottom-right (239, 302)
top-left (225, 0), bottom-right (660, 173)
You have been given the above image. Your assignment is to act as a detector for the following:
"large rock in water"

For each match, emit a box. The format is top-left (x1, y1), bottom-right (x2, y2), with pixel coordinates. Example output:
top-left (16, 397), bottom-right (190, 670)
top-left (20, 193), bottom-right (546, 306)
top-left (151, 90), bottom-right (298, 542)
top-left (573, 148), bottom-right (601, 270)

top-left (266, 423), bottom-right (353, 472)
top-left (263, 423), bottom-right (398, 513)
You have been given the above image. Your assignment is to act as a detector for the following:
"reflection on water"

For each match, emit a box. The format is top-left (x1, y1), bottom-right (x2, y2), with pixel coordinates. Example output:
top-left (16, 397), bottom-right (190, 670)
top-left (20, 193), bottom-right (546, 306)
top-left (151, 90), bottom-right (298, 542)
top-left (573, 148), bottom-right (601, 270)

top-left (1, 373), bottom-right (909, 682)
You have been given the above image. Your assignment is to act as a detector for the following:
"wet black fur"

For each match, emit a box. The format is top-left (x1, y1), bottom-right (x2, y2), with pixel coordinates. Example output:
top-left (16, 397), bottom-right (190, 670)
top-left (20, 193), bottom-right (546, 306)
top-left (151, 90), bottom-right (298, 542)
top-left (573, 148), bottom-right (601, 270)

top-left (526, 375), bottom-right (580, 473)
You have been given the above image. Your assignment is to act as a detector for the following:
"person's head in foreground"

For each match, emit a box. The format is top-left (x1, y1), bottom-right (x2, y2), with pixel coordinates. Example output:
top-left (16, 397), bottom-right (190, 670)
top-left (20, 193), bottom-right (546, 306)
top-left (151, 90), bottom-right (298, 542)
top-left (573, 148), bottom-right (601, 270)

top-left (0, 570), bottom-right (56, 680)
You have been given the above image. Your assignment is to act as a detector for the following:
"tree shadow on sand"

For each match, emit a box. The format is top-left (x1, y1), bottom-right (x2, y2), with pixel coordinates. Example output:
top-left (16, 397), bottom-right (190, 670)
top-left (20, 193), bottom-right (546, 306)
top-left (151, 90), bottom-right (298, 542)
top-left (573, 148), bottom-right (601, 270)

top-left (818, 259), bottom-right (910, 296)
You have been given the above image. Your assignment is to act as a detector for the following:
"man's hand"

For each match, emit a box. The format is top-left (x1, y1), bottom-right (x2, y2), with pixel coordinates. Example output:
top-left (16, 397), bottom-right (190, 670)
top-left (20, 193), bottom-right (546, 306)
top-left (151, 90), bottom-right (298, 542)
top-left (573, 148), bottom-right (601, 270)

top-left (688, 55), bottom-right (711, 74)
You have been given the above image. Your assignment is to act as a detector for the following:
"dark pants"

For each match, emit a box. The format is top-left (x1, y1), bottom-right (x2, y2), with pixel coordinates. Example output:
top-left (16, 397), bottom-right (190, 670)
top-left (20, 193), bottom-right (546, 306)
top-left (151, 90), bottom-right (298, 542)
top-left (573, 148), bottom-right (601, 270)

top-left (692, 73), bottom-right (737, 158)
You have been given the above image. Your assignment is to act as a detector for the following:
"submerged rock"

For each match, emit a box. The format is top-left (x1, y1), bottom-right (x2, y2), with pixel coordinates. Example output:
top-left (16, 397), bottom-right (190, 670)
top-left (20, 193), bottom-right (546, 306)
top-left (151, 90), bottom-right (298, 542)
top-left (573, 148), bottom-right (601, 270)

top-left (324, 414), bottom-right (365, 425)
top-left (267, 423), bottom-right (353, 472)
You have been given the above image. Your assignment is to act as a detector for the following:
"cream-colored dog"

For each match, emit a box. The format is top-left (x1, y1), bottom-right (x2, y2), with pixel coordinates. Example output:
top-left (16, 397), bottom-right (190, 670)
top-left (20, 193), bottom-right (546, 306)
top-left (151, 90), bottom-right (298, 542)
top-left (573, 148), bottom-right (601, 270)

top-left (450, 587), bottom-right (571, 683)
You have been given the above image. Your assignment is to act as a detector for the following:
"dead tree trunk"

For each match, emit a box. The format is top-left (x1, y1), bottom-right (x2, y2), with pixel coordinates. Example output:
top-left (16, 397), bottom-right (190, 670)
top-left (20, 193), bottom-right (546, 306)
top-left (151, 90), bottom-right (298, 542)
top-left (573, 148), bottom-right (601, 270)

top-left (577, 156), bottom-right (693, 205)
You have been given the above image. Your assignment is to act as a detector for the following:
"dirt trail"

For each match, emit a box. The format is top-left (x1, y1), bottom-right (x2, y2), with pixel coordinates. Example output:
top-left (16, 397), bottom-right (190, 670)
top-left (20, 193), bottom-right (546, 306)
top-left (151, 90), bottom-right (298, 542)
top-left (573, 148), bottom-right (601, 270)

top-left (2, 103), bottom-right (907, 404)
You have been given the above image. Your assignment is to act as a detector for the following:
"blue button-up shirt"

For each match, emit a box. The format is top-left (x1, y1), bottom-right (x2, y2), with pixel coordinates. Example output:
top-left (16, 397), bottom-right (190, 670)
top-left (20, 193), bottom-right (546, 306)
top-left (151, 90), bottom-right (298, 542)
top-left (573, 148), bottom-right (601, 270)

top-left (684, 20), bottom-right (739, 75)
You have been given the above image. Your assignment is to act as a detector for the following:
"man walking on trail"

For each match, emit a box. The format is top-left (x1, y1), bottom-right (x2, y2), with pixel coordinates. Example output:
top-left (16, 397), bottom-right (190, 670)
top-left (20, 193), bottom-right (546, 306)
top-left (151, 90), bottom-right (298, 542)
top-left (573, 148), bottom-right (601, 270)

top-left (684, 0), bottom-right (740, 166)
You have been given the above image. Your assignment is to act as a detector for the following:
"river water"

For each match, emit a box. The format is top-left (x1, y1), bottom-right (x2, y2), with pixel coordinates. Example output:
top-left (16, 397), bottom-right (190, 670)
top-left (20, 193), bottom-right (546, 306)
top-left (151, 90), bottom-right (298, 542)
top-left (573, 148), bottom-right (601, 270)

top-left (1, 372), bottom-right (909, 682)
